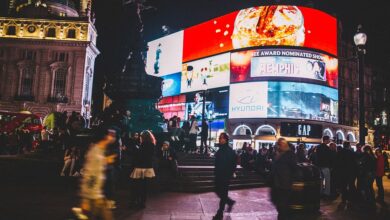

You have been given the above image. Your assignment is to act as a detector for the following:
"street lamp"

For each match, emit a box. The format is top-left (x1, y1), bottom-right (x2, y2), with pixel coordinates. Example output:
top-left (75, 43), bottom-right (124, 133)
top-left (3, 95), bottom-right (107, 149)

top-left (201, 83), bottom-right (207, 154)
top-left (354, 24), bottom-right (367, 145)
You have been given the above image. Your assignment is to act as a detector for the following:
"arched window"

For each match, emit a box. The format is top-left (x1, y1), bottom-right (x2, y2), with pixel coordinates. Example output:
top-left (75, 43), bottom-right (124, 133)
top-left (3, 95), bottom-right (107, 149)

top-left (255, 125), bottom-right (277, 136)
top-left (233, 125), bottom-right (252, 136)
top-left (20, 67), bottom-right (34, 96)
top-left (53, 68), bottom-right (67, 98)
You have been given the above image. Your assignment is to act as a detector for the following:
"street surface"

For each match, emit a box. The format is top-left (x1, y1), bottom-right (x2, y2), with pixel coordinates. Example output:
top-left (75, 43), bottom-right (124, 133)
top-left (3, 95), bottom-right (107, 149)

top-left (1, 175), bottom-right (389, 220)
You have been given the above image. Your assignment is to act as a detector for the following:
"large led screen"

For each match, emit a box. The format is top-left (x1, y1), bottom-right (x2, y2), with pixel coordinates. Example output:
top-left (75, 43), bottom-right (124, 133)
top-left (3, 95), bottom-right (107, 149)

top-left (161, 72), bottom-right (181, 97)
top-left (146, 31), bottom-right (184, 76)
top-left (231, 48), bottom-right (338, 88)
top-left (181, 53), bottom-right (230, 93)
top-left (184, 87), bottom-right (229, 121)
top-left (229, 82), bottom-right (268, 119)
top-left (183, 5), bottom-right (337, 62)
top-left (229, 81), bottom-right (338, 123)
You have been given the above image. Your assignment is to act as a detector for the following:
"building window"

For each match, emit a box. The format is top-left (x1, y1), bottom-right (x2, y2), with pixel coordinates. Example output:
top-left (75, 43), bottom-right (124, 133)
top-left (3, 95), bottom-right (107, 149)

top-left (67, 29), bottom-right (76, 38)
top-left (21, 50), bottom-right (36, 61)
top-left (20, 67), bottom-right (34, 96)
top-left (6, 26), bottom-right (16, 35)
top-left (53, 68), bottom-right (67, 98)
top-left (46, 28), bottom-right (56, 38)
top-left (54, 52), bottom-right (68, 62)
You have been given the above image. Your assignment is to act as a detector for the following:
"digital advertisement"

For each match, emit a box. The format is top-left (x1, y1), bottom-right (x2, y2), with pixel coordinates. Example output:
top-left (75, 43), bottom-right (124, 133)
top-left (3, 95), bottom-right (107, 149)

top-left (183, 5), bottom-right (337, 62)
top-left (157, 95), bottom-right (186, 119)
top-left (267, 82), bottom-right (338, 123)
top-left (181, 53), bottom-right (230, 93)
top-left (146, 31), bottom-right (184, 76)
top-left (229, 81), bottom-right (338, 123)
top-left (230, 48), bottom-right (338, 88)
top-left (185, 87), bottom-right (229, 121)
top-left (161, 72), bottom-right (181, 97)
top-left (229, 82), bottom-right (268, 119)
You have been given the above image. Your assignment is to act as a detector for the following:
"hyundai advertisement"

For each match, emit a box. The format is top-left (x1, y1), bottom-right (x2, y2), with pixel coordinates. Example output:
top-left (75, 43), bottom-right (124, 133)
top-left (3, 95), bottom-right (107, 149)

top-left (229, 81), bottom-right (338, 123)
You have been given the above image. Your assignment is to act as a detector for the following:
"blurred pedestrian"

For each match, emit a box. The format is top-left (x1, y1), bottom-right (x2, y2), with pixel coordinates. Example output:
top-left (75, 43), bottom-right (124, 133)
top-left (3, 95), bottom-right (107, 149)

top-left (296, 143), bottom-right (308, 163)
top-left (61, 146), bottom-right (80, 176)
top-left (129, 130), bottom-right (156, 209)
top-left (74, 128), bottom-right (116, 220)
top-left (374, 148), bottom-right (385, 204)
top-left (316, 136), bottom-right (332, 198)
top-left (188, 116), bottom-right (198, 153)
top-left (336, 141), bottom-right (357, 203)
top-left (213, 133), bottom-right (236, 220)
top-left (200, 119), bottom-right (209, 154)
top-left (360, 145), bottom-right (376, 205)
top-left (270, 138), bottom-right (297, 220)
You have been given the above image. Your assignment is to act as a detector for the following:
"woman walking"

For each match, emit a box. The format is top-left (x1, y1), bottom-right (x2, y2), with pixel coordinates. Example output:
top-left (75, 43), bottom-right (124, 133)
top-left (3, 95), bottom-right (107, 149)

top-left (130, 130), bottom-right (156, 209)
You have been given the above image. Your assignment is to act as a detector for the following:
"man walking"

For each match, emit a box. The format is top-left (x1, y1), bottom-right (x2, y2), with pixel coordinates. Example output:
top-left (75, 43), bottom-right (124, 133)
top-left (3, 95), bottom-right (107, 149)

top-left (213, 133), bottom-right (236, 220)
top-left (316, 136), bottom-right (332, 198)
top-left (270, 138), bottom-right (297, 220)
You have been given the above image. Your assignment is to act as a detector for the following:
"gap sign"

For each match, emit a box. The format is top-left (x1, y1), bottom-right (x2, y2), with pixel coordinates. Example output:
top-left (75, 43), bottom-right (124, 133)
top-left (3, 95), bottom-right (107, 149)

top-left (280, 122), bottom-right (323, 138)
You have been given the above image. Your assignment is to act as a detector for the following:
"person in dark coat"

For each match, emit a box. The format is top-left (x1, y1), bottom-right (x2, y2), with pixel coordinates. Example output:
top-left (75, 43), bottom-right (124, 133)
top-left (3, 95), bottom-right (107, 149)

top-left (336, 141), bottom-right (357, 203)
top-left (129, 130), bottom-right (156, 209)
top-left (360, 145), bottom-right (376, 204)
top-left (270, 138), bottom-right (297, 220)
top-left (213, 133), bottom-right (237, 220)
top-left (374, 148), bottom-right (385, 204)
top-left (315, 136), bottom-right (332, 197)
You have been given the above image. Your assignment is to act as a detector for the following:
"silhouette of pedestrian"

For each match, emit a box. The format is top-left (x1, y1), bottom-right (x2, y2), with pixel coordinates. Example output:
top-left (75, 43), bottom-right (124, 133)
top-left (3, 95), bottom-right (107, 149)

top-left (213, 133), bottom-right (236, 220)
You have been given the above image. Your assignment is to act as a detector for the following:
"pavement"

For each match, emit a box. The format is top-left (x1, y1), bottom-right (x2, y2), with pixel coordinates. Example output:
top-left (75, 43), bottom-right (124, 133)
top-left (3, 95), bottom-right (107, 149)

top-left (1, 156), bottom-right (390, 220)
top-left (1, 177), bottom-right (390, 220)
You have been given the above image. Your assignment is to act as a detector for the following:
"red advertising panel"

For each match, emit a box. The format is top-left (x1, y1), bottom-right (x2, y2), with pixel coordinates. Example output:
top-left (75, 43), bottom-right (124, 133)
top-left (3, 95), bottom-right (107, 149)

top-left (183, 6), bottom-right (337, 62)
top-left (230, 48), bottom-right (338, 88)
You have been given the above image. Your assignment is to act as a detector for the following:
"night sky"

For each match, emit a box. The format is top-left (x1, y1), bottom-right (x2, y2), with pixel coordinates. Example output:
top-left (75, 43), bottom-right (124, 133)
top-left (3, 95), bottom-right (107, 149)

top-left (0, 0), bottom-right (388, 112)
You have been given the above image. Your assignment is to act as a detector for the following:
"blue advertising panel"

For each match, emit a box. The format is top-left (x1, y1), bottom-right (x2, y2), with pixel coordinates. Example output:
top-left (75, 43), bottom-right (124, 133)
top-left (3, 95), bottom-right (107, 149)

top-left (268, 82), bottom-right (338, 123)
top-left (161, 72), bottom-right (181, 97)
top-left (229, 81), bottom-right (338, 123)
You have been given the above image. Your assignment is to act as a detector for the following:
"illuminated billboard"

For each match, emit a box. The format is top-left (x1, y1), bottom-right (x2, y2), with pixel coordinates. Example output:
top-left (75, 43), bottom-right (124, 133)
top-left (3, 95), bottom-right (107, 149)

top-left (229, 82), bottom-right (268, 119)
top-left (181, 53), bottom-right (230, 93)
top-left (161, 72), bottom-right (181, 97)
top-left (267, 82), bottom-right (338, 123)
top-left (184, 87), bottom-right (229, 121)
top-left (183, 5), bottom-right (337, 62)
top-left (229, 81), bottom-right (338, 123)
top-left (146, 31), bottom-right (184, 76)
top-left (231, 48), bottom-right (338, 88)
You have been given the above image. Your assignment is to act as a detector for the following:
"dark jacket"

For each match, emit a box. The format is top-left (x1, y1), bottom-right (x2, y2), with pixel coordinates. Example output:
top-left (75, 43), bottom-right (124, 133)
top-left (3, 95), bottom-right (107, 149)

top-left (335, 148), bottom-right (357, 179)
top-left (214, 143), bottom-right (237, 182)
top-left (133, 142), bottom-right (155, 168)
top-left (360, 153), bottom-right (376, 175)
top-left (315, 143), bottom-right (332, 168)
top-left (270, 150), bottom-right (297, 190)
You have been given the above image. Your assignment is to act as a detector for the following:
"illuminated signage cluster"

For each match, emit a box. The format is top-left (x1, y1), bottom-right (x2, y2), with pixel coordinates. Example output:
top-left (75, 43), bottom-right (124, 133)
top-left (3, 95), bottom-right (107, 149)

top-left (148, 5), bottom-right (338, 124)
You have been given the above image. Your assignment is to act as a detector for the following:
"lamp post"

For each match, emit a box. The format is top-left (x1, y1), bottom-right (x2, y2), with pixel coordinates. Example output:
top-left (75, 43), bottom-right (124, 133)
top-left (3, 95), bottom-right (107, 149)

top-left (201, 85), bottom-right (207, 154)
top-left (354, 24), bottom-right (368, 145)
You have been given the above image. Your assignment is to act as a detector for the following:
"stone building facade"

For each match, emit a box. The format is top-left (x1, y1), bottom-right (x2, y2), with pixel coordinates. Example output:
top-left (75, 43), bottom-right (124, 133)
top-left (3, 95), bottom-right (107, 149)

top-left (0, 0), bottom-right (99, 117)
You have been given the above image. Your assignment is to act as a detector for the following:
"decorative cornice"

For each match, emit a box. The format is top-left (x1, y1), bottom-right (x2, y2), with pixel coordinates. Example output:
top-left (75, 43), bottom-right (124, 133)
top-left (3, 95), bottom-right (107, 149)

top-left (0, 37), bottom-right (93, 47)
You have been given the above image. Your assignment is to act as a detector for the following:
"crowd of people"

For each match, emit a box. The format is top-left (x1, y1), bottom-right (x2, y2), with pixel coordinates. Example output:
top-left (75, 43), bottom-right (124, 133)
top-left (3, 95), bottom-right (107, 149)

top-left (161, 115), bottom-right (210, 154)
top-left (0, 111), bottom-right (88, 156)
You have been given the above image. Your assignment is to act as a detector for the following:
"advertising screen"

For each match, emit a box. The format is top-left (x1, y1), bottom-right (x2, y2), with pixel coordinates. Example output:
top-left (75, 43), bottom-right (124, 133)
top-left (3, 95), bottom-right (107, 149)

top-left (181, 53), bottom-right (230, 93)
top-left (157, 95), bottom-right (186, 119)
top-left (183, 5), bottom-right (337, 62)
top-left (268, 82), bottom-right (338, 123)
top-left (229, 82), bottom-right (268, 119)
top-left (229, 81), bottom-right (338, 123)
top-left (231, 48), bottom-right (338, 88)
top-left (185, 87), bottom-right (229, 121)
top-left (146, 31), bottom-right (184, 76)
top-left (161, 72), bottom-right (181, 97)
